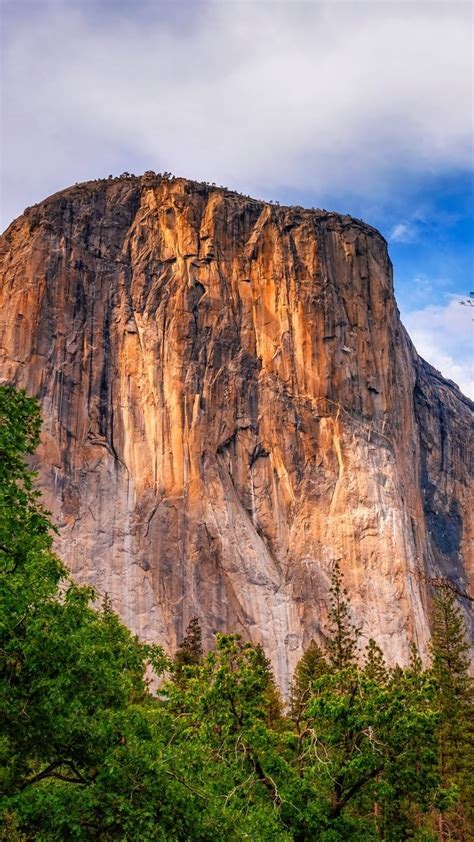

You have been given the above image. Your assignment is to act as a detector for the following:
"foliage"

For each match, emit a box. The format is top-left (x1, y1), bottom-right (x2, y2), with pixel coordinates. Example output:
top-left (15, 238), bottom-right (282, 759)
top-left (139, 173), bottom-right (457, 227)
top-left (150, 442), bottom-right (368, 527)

top-left (0, 387), bottom-right (166, 837)
top-left (429, 583), bottom-right (473, 839)
top-left (285, 650), bottom-right (439, 838)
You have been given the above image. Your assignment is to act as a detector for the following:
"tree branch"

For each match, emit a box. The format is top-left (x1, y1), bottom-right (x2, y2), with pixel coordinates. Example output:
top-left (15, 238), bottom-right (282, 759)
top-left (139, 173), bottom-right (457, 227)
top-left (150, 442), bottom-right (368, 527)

top-left (411, 567), bottom-right (473, 603)
top-left (330, 766), bottom-right (383, 818)
top-left (19, 760), bottom-right (89, 791)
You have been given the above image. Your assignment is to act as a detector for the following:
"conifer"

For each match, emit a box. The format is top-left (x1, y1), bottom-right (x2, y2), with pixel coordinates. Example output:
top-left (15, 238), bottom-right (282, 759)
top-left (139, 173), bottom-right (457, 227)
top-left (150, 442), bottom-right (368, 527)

top-left (430, 583), bottom-right (473, 838)
top-left (408, 641), bottom-right (423, 676)
top-left (253, 643), bottom-right (283, 723)
top-left (364, 638), bottom-right (387, 684)
top-left (325, 560), bottom-right (361, 670)
top-left (289, 639), bottom-right (328, 722)
top-left (102, 592), bottom-right (113, 615)
top-left (174, 616), bottom-right (203, 670)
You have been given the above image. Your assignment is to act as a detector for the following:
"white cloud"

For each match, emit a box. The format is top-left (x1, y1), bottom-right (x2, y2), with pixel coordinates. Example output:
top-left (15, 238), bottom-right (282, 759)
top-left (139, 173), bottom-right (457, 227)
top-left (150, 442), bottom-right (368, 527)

top-left (1, 0), bottom-right (472, 229)
top-left (401, 296), bottom-right (474, 399)
top-left (390, 223), bottom-right (417, 243)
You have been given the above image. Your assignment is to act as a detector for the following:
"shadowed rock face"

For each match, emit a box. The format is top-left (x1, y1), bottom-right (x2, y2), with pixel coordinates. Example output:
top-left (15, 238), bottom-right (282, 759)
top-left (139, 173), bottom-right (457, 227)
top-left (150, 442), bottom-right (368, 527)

top-left (0, 175), bottom-right (472, 691)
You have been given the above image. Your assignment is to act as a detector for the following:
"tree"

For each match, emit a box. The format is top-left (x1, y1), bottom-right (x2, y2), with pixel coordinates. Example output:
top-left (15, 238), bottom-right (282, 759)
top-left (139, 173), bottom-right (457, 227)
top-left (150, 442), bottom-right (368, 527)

top-left (163, 634), bottom-right (290, 838)
top-left (363, 638), bottom-right (387, 685)
top-left (172, 616), bottom-right (204, 688)
top-left (282, 569), bottom-right (440, 840)
top-left (430, 583), bottom-right (473, 840)
top-left (326, 560), bottom-right (361, 670)
top-left (0, 386), bottom-right (59, 581)
top-left (0, 386), bottom-right (167, 837)
top-left (253, 643), bottom-right (283, 725)
top-left (174, 616), bottom-right (203, 670)
top-left (289, 639), bottom-right (329, 725)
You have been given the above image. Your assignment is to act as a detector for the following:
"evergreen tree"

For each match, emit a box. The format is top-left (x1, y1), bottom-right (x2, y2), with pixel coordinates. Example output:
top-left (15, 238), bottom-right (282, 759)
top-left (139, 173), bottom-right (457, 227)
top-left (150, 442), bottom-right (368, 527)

top-left (289, 639), bottom-right (329, 724)
top-left (408, 640), bottom-right (423, 674)
top-left (363, 638), bottom-right (387, 685)
top-left (326, 560), bottom-right (361, 670)
top-left (374, 658), bottom-right (440, 841)
top-left (430, 583), bottom-right (473, 839)
top-left (253, 644), bottom-right (283, 724)
top-left (173, 617), bottom-right (203, 680)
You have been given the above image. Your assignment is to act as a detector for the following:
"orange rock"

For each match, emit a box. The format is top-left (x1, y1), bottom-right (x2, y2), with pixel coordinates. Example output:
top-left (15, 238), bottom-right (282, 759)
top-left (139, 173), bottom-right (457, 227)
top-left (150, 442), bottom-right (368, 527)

top-left (0, 175), bottom-right (471, 692)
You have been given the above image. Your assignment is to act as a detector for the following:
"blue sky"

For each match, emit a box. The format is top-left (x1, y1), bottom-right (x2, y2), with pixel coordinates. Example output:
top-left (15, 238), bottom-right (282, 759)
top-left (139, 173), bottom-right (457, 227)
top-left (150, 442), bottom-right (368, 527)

top-left (1, 0), bottom-right (472, 395)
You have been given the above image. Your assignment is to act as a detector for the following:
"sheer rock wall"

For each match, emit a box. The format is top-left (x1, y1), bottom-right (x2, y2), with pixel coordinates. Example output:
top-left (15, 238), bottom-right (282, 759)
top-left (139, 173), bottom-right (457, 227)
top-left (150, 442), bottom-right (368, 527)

top-left (0, 175), bottom-right (471, 691)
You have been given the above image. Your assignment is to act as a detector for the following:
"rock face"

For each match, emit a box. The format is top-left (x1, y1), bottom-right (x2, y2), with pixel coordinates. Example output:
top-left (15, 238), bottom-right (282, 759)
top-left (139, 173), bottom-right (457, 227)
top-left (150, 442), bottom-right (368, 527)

top-left (0, 174), bottom-right (472, 691)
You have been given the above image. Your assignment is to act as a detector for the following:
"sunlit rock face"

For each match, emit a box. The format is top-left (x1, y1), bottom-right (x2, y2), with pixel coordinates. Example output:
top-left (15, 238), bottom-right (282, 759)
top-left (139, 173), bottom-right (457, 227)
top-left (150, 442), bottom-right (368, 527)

top-left (0, 175), bottom-right (472, 692)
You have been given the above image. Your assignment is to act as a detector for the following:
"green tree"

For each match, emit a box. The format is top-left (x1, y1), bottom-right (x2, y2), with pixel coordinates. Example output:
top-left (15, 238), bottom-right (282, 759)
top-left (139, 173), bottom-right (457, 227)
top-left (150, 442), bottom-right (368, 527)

top-left (326, 561), bottom-right (361, 670)
top-left (163, 634), bottom-right (291, 839)
top-left (430, 583), bottom-right (473, 840)
top-left (289, 639), bottom-right (329, 726)
top-left (286, 648), bottom-right (439, 840)
top-left (363, 638), bottom-right (387, 685)
top-left (0, 386), bottom-right (166, 837)
top-left (283, 567), bottom-right (440, 840)
top-left (374, 659), bottom-right (439, 841)
top-left (254, 643), bottom-right (283, 725)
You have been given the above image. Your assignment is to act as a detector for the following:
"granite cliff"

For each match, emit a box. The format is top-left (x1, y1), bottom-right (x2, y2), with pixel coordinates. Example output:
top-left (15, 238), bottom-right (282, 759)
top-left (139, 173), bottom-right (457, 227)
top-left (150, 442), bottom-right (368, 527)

top-left (0, 174), bottom-right (472, 691)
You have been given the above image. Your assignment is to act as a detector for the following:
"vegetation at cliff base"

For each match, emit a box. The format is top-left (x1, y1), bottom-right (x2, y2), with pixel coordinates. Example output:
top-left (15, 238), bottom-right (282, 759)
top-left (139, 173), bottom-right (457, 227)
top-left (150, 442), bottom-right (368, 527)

top-left (0, 386), bottom-right (472, 840)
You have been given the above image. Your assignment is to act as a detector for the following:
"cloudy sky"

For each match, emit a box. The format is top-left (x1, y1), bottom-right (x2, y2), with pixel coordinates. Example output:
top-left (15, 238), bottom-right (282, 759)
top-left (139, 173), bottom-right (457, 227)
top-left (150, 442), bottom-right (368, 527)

top-left (1, 0), bottom-right (472, 396)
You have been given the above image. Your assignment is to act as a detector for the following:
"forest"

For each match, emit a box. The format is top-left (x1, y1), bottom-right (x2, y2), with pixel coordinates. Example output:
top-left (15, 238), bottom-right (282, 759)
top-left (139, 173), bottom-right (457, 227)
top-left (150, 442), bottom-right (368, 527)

top-left (1, 385), bottom-right (472, 841)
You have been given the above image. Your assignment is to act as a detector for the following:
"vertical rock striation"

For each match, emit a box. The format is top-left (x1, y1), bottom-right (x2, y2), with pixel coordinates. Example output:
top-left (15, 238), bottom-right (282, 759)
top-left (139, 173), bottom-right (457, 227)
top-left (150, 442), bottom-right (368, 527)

top-left (0, 175), bottom-right (472, 691)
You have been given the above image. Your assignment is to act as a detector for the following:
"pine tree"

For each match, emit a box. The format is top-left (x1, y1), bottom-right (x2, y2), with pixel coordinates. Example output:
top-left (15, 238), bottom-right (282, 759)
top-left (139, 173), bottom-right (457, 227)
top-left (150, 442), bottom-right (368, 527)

top-left (408, 640), bottom-right (424, 681)
top-left (102, 591), bottom-right (113, 615)
top-left (174, 616), bottom-right (203, 671)
top-left (364, 638), bottom-right (387, 684)
top-left (325, 560), bottom-right (361, 670)
top-left (289, 640), bottom-right (328, 723)
top-left (253, 643), bottom-right (282, 724)
top-left (430, 583), bottom-right (473, 839)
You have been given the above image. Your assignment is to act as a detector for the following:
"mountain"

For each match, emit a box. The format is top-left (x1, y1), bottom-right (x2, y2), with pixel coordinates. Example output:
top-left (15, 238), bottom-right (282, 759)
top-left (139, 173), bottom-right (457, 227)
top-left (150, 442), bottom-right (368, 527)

top-left (0, 173), bottom-right (471, 691)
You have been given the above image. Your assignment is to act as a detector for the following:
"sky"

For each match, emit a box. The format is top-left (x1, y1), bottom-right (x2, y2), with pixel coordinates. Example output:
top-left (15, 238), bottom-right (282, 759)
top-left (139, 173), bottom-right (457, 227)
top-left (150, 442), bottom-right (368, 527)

top-left (1, 0), bottom-right (473, 396)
